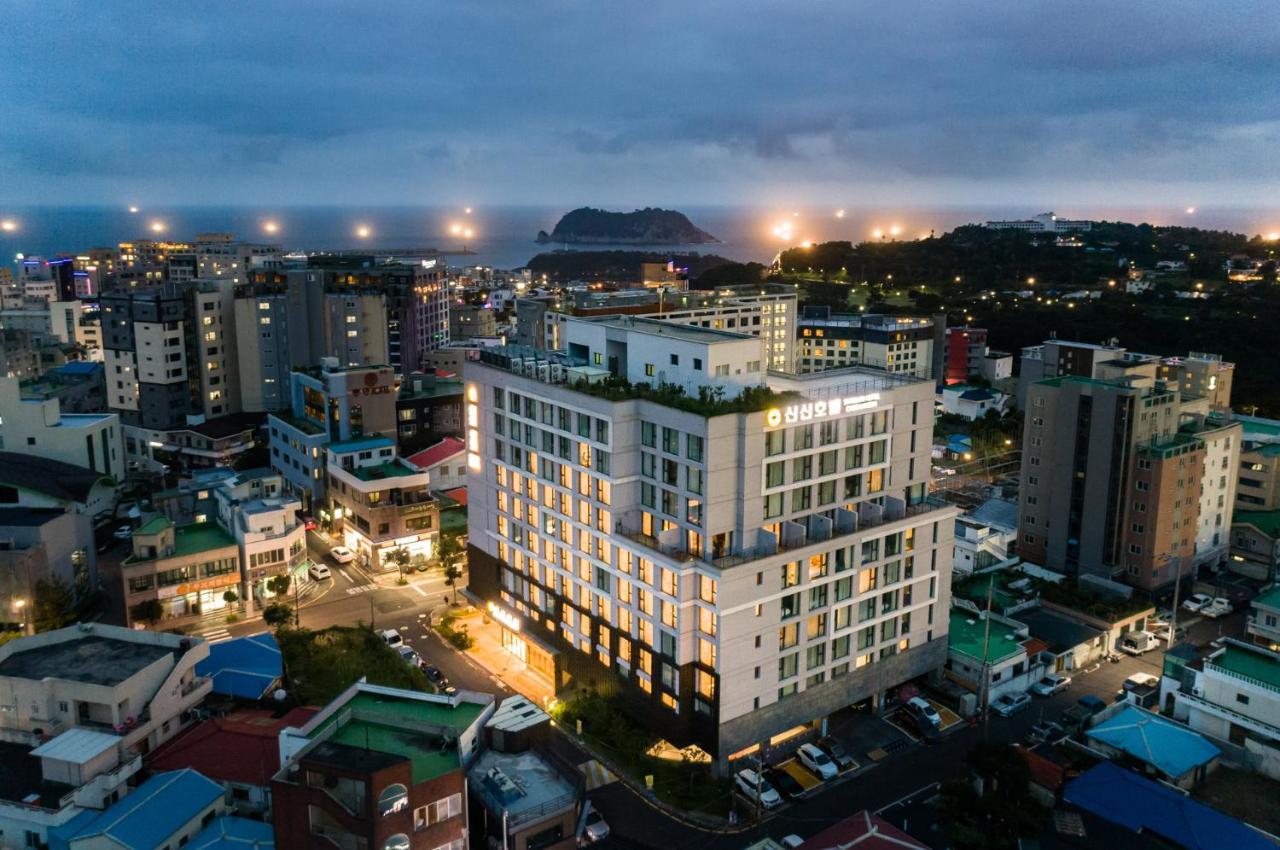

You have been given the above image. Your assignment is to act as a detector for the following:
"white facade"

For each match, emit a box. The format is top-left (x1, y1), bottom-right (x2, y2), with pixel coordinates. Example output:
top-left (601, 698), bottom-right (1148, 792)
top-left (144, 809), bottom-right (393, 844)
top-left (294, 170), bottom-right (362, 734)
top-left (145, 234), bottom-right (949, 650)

top-left (0, 377), bottom-right (124, 481)
top-left (1193, 422), bottom-right (1240, 571)
top-left (467, 318), bottom-right (956, 771)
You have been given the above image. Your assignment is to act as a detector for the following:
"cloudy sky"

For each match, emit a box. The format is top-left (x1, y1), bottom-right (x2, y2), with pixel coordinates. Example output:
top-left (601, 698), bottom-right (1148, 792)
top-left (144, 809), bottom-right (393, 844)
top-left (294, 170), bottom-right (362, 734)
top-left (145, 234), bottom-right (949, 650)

top-left (2, 0), bottom-right (1277, 207)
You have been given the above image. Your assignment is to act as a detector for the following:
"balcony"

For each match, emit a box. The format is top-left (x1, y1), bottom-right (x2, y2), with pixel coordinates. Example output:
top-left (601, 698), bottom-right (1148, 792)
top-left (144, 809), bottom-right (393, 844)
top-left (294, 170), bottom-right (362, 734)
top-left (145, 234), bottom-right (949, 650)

top-left (1247, 616), bottom-right (1280, 646)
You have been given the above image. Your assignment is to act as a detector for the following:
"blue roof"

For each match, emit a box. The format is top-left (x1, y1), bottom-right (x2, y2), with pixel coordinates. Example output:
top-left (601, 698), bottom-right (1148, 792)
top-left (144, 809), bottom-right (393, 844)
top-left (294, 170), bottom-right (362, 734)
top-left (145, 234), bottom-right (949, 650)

top-left (959, 388), bottom-right (996, 402)
top-left (190, 817), bottom-right (274, 850)
top-left (195, 632), bottom-right (282, 700)
top-left (947, 434), bottom-right (972, 452)
top-left (1065, 762), bottom-right (1274, 850)
top-left (328, 435), bottom-right (395, 453)
top-left (54, 361), bottom-right (102, 376)
top-left (1086, 706), bottom-right (1219, 778)
top-left (49, 769), bottom-right (223, 850)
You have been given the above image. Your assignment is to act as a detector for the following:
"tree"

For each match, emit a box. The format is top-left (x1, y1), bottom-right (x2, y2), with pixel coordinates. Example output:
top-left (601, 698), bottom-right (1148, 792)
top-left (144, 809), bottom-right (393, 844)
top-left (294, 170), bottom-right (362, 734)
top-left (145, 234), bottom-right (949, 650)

top-left (262, 602), bottom-right (295, 630)
top-left (129, 598), bottom-right (165, 626)
top-left (385, 547), bottom-right (410, 582)
top-left (33, 576), bottom-right (75, 632)
top-left (266, 574), bottom-right (291, 597)
top-left (436, 536), bottom-right (464, 605)
top-left (223, 590), bottom-right (239, 605)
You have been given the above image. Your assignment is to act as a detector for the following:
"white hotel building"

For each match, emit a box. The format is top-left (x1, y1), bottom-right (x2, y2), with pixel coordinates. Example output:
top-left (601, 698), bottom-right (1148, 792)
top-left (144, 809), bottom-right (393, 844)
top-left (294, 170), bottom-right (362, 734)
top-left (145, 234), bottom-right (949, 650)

top-left (465, 316), bottom-right (957, 773)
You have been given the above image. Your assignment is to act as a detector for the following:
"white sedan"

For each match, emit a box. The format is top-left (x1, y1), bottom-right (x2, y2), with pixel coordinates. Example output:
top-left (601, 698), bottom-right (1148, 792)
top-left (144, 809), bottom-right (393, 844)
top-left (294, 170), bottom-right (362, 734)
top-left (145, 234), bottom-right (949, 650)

top-left (1182, 593), bottom-right (1213, 613)
top-left (307, 563), bottom-right (332, 581)
top-left (1200, 597), bottom-right (1232, 619)
top-left (329, 546), bottom-right (356, 564)
top-left (1030, 673), bottom-right (1072, 696)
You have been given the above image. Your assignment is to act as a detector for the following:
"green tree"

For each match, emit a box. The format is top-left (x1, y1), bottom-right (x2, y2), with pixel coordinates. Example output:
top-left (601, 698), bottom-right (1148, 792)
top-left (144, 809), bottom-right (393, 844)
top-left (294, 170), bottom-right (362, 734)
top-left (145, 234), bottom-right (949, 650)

top-left (436, 536), bottom-right (464, 605)
top-left (129, 598), bottom-right (165, 626)
top-left (267, 574), bottom-right (291, 597)
top-left (33, 576), bottom-right (75, 632)
top-left (223, 589), bottom-right (239, 605)
top-left (385, 547), bottom-right (410, 582)
top-left (262, 602), bottom-right (295, 630)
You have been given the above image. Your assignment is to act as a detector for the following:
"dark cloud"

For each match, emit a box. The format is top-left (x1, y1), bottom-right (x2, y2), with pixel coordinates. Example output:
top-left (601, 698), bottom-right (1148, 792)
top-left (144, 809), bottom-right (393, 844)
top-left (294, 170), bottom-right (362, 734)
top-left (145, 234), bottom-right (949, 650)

top-left (0, 0), bottom-right (1277, 204)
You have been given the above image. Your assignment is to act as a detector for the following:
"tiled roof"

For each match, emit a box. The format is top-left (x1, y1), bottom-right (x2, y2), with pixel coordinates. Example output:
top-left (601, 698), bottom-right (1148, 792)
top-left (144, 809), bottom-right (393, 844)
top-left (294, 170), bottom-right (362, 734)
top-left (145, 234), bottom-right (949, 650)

top-left (1086, 707), bottom-right (1218, 778)
top-left (406, 436), bottom-right (466, 471)
top-left (146, 708), bottom-right (316, 788)
top-left (797, 810), bottom-right (930, 849)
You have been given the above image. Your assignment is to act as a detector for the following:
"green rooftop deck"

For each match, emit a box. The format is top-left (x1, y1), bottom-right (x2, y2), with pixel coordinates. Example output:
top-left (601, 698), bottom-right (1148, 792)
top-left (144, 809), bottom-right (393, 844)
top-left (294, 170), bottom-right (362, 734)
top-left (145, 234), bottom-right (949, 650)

top-left (1235, 510), bottom-right (1280, 539)
top-left (349, 461), bottom-right (421, 481)
top-left (1212, 644), bottom-right (1280, 691)
top-left (135, 516), bottom-right (173, 536)
top-left (1252, 585), bottom-right (1280, 611)
top-left (310, 692), bottom-right (485, 783)
top-left (949, 609), bottom-right (1025, 665)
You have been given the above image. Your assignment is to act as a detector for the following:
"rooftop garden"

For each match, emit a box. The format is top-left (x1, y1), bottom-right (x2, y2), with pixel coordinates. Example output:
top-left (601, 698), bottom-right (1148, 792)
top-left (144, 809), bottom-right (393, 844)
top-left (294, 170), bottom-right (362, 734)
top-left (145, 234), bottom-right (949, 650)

top-left (277, 624), bottom-right (429, 705)
top-left (569, 376), bottom-right (789, 417)
top-left (1035, 577), bottom-right (1153, 621)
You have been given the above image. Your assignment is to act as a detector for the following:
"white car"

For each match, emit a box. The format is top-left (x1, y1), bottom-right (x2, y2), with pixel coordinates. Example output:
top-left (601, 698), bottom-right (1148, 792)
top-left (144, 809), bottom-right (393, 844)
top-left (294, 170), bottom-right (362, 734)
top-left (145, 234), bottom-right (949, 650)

top-left (991, 693), bottom-right (1032, 717)
top-left (1030, 673), bottom-right (1072, 696)
top-left (797, 742), bottom-right (838, 781)
top-left (734, 769), bottom-right (782, 808)
top-left (307, 563), bottom-right (332, 581)
top-left (113, 524), bottom-right (134, 540)
top-left (1182, 593), bottom-right (1213, 613)
top-left (380, 628), bottom-right (404, 649)
top-left (329, 546), bottom-right (356, 564)
top-left (580, 806), bottom-right (609, 844)
top-left (1200, 597), bottom-right (1232, 619)
top-left (1118, 630), bottom-right (1158, 655)
top-left (1124, 672), bottom-right (1160, 691)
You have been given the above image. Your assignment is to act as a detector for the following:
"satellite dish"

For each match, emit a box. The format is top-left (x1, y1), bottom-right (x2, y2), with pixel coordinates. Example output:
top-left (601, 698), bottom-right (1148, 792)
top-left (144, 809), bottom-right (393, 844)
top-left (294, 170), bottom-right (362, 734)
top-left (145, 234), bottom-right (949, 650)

top-left (273, 688), bottom-right (288, 702)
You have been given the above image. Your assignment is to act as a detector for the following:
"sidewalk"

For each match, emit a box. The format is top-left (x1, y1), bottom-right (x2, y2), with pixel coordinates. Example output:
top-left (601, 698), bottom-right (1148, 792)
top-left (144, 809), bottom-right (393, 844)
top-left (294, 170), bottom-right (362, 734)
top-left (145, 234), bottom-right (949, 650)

top-left (449, 603), bottom-right (557, 706)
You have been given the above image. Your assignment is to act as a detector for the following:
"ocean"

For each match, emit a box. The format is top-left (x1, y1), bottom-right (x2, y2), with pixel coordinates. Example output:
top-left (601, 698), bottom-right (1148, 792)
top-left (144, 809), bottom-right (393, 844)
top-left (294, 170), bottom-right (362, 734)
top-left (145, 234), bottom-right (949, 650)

top-left (2, 204), bottom-right (1278, 272)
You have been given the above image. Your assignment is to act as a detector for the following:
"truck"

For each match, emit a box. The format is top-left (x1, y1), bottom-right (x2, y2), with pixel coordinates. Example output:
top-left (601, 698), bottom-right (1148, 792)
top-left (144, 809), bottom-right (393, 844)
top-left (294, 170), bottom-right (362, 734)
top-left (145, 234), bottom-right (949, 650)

top-left (1059, 694), bottom-right (1107, 734)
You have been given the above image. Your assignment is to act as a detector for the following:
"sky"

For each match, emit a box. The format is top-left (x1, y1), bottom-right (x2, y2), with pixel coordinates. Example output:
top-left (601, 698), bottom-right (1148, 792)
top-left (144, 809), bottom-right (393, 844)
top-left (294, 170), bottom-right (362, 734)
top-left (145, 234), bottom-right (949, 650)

top-left (2, 0), bottom-right (1278, 208)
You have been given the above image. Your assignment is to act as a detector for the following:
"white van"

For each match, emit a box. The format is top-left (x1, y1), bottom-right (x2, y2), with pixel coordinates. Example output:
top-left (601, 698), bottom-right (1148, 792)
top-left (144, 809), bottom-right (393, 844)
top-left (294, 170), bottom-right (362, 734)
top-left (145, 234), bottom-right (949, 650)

top-left (1119, 631), bottom-right (1157, 656)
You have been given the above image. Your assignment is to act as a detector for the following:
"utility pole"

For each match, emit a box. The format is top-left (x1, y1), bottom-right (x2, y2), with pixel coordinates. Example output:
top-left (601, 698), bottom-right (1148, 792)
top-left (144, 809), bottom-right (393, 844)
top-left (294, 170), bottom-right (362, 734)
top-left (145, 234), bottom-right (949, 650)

top-left (981, 574), bottom-right (995, 742)
top-left (1167, 554), bottom-right (1184, 650)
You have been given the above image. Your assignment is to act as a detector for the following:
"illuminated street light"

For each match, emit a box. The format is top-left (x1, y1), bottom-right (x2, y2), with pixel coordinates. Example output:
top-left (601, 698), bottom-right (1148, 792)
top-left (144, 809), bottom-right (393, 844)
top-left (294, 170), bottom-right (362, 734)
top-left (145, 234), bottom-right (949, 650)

top-left (889, 225), bottom-right (902, 237)
top-left (449, 223), bottom-right (463, 236)
top-left (463, 228), bottom-right (474, 239)
top-left (872, 229), bottom-right (884, 240)
top-left (464, 207), bottom-right (473, 215)
top-left (0, 219), bottom-right (16, 233)
top-left (355, 224), bottom-right (372, 239)
top-left (149, 220), bottom-right (166, 234)
top-left (1266, 232), bottom-right (1280, 241)
top-left (128, 205), bottom-right (140, 214)
top-left (263, 220), bottom-right (280, 235)
top-left (1027, 277), bottom-right (1036, 285)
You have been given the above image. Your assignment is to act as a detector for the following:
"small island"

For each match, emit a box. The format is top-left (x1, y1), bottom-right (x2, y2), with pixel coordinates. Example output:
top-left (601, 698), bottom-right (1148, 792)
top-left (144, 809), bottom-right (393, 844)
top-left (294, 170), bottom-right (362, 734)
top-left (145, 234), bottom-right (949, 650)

top-left (536, 207), bottom-right (718, 245)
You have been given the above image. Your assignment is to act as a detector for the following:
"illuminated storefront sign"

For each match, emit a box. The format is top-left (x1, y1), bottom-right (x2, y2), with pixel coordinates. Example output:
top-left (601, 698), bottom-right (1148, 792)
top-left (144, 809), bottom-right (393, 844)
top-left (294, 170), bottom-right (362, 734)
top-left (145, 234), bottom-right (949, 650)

top-left (487, 601), bottom-right (521, 633)
top-left (765, 393), bottom-right (881, 428)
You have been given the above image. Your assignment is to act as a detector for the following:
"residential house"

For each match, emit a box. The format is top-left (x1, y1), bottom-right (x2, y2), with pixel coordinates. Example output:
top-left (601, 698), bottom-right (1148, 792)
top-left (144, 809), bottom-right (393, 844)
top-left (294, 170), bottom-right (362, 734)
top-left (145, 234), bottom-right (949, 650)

top-left (405, 437), bottom-right (467, 493)
top-left (1085, 706), bottom-right (1220, 788)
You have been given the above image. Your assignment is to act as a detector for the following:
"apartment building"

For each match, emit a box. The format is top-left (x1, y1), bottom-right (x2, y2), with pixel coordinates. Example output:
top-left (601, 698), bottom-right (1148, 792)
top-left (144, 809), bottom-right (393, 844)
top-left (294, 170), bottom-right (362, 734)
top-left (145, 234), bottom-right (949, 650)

top-left (1235, 415), bottom-right (1280, 512)
top-left (395, 370), bottom-right (464, 454)
top-left (327, 437), bottom-right (438, 571)
top-left (1019, 355), bottom-right (1241, 589)
top-left (268, 362), bottom-right (398, 512)
top-left (0, 508), bottom-right (96, 633)
top-left (983, 212), bottom-right (1091, 233)
top-left (195, 232), bottom-right (282, 283)
top-left (100, 284), bottom-right (190, 429)
top-left (466, 316), bottom-right (957, 772)
top-left (795, 309), bottom-right (934, 377)
top-left (518, 283), bottom-right (798, 372)
top-left (272, 682), bottom-right (492, 850)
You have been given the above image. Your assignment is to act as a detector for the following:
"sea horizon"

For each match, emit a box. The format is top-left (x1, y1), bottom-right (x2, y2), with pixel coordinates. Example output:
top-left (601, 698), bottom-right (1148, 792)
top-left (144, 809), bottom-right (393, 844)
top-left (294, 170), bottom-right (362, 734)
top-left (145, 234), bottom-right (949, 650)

top-left (3, 203), bottom-right (1278, 272)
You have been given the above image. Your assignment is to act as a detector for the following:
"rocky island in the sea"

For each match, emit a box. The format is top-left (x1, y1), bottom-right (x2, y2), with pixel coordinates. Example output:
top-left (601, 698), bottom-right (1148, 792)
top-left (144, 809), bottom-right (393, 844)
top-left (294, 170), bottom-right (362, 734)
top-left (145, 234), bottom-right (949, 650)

top-left (536, 207), bottom-right (719, 245)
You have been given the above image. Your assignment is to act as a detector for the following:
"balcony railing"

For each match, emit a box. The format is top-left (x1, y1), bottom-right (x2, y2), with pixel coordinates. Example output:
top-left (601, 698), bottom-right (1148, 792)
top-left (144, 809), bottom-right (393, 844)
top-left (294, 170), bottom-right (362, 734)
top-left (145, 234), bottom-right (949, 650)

top-left (1205, 661), bottom-right (1280, 696)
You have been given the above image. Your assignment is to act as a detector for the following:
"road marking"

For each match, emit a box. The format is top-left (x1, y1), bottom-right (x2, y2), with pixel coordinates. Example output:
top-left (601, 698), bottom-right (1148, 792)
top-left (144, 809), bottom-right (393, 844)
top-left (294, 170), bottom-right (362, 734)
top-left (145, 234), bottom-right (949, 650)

top-left (578, 759), bottom-right (618, 790)
top-left (407, 583), bottom-right (429, 598)
top-left (201, 628), bottom-right (233, 644)
top-left (346, 584), bottom-right (378, 596)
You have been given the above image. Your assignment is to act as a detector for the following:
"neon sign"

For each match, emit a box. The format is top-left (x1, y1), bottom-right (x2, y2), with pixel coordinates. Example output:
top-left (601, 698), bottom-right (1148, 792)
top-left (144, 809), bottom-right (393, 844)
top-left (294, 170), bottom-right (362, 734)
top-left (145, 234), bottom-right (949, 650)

top-left (765, 393), bottom-right (881, 428)
top-left (487, 601), bottom-right (521, 633)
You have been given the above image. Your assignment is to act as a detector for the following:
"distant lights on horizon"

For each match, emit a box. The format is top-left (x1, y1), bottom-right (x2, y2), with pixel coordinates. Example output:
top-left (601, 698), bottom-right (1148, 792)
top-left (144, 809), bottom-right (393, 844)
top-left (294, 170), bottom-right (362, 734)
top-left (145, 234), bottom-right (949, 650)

top-left (128, 205), bottom-right (140, 214)
top-left (262, 220), bottom-right (280, 235)
top-left (1185, 206), bottom-right (1196, 214)
top-left (0, 219), bottom-right (17, 233)
top-left (149, 220), bottom-right (166, 234)
top-left (835, 209), bottom-right (846, 219)
top-left (355, 224), bottom-right (372, 239)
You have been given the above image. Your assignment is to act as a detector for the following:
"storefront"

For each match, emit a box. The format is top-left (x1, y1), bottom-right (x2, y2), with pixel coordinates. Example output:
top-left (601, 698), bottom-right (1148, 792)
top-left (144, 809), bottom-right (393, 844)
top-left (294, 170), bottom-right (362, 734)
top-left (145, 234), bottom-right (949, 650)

top-left (489, 601), bottom-right (558, 684)
top-left (158, 573), bottom-right (241, 619)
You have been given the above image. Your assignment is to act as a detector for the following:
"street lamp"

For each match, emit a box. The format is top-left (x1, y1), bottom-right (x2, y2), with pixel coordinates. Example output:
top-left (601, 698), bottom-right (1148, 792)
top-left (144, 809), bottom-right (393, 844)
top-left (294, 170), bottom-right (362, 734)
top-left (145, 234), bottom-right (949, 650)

top-left (12, 597), bottom-right (27, 635)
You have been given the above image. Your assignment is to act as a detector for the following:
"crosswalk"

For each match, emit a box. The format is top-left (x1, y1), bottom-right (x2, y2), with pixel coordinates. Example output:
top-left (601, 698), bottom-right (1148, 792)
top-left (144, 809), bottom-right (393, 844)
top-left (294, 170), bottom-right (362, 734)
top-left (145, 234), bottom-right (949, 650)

top-left (578, 759), bottom-right (618, 790)
top-left (200, 627), bottom-right (233, 644)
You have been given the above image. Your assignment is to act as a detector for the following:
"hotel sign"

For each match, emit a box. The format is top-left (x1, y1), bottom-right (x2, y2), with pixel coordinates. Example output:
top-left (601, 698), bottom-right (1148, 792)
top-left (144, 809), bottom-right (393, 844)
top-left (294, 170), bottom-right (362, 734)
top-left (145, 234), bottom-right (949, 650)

top-left (766, 393), bottom-right (881, 428)
top-left (487, 601), bottom-right (521, 633)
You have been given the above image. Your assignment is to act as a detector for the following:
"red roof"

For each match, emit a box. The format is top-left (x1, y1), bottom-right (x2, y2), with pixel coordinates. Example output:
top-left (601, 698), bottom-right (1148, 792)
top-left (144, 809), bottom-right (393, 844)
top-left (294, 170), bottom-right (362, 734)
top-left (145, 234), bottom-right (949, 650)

top-left (443, 486), bottom-right (468, 507)
top-left (145, 707), bottom-right (318, 787)
top-left (406, 437), bottom-right (466, 471)
top-left (1022, 638), bottom-right (1050, 658)
top-left (1020, 746), bottom-right (1067, 791)
top-left (799, 811), bottom-right (930, 850)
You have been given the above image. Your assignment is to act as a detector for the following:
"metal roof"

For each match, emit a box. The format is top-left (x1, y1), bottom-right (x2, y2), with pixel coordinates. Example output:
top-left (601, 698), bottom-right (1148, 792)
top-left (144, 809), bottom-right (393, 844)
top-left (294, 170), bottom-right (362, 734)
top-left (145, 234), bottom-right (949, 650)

top-left (50, 769), bottom-right (223, 850)
top-left (30, 728), bottom-right (119, 766)
top-left (1086, 706), bottom-right (1219, 778)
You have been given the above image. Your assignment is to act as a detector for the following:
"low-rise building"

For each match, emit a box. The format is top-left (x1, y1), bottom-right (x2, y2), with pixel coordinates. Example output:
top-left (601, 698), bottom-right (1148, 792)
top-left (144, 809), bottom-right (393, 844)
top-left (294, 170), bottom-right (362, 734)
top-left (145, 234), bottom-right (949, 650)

top-left (1085, 705), bottom-right (1220, 789)
top-left (0, 377), bottom-right (124, 482)
top-left (0, 451), bottom-right (119, 521)
top-left (0, 623), bottom-right (211, 751)
top-left (327, 437), bottom-right (439, 571)
top-left (1230, 510), bottom-right (1280, 581)
top-left (0, 508), bottom-right (96, 632)
top-left (951, 499), bottom-right (1018, 576)
top-left (121, 518), bottom-right (241, 627)
top-left (272, 682), bottom-right (493, 850)
top-left (796, 309), bottom-right (934, 376)
top-left (938, 385), bottom-right (1009, 420)
top-left (1235, 414), bottom-right (1280, 512)
top-left (1246, 585), bottom-right (1280, 650)
top-left (19, 362), bottom-right (108, 414)
top-left (469, 749), bottom-right (580, 850)
top-left (405, 437), bottom-right (467, 492)
top-left (124, 413), bottom-right (264, 477)
top-left (945, 608), bottom-right (1044, 704)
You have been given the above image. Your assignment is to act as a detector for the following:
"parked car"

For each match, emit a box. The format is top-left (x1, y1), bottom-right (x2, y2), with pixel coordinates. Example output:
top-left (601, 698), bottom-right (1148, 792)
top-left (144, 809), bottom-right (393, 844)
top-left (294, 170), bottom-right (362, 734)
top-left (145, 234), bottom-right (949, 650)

top-left (816, 736), bottom-right (855, 772)
top-left (1030, 673), bottom-right (1071, 696)
top-left (734, 769), bottom-right (782, 808)
top-left (1151, 622), bottom-right (1187, 643)
top-left (1119, 630), bottom-right (1158, 655)
top-left (1124, 672), bottom-right (1160, 691)
top-left (1182, 593), bottom-right (1213, 613)
top-left (329, 545), bottom-right (356, 564)
top-left (398, 645), bottom-right (423, 668)
top-left (307, 563), bottom-right (332, 581)
top-left (797, 743), bottom-right (838, 781)
top-left (580, 806), bottom-right (610, 844)
top-left (1200, 597), bottom-right (1232, 619)
top-left (991, 692), bottom-right (1032, 717)
top-left (905, 697), bottom-right (942, 729)
top-left (1030, 719), bottom-right (1065, 740)
top-left (380, 628), bottom-right (404, 649)
top-left (763, 767), bottom-right (804, 800)
top-left (425, 665), bottom-right (457, 695)
top-left (113, 524), bottom-right (134, 540)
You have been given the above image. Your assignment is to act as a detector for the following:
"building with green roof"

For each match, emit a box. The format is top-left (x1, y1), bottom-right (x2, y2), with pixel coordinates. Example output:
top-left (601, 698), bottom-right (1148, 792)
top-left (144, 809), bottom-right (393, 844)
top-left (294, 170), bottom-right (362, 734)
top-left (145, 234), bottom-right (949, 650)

top-left (1177, 640), bottom-right (1280, 764)
top-left (1230, 509), bottom-right (1280, 581)
top-left (272, 682), bottom-right (493, 850)
top-left (947, 607), bottom-right (1043, 704)
top-left (122, 521), bottom-right (240, 628)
